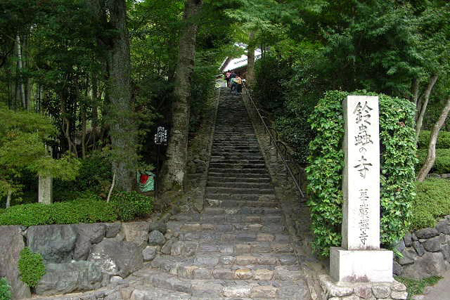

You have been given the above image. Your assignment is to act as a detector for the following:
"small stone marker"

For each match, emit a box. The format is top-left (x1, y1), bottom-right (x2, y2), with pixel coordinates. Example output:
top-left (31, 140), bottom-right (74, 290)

top-left (330, 95), bottom-right (393, 283)
top-left (38, 175), bottom-right (53, 205)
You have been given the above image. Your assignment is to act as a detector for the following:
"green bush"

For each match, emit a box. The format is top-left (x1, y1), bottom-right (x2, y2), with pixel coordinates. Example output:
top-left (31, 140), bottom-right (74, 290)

top-left (411, 179), bottom-right (450, 230)
top-left (418, 130), bottom-right (450, 150)
top-left (18, 248), bottom-right (46, 288)
top-left (0, 278), bottom-right (11, 300)
top-left (112, 191), bottom-right (153, 222)
top-left (416, 149), bottom-right (450, 174)
top-left (307, 90), bottom-right (417, 257)
top-left (0, 199), bottom-right (117, 226)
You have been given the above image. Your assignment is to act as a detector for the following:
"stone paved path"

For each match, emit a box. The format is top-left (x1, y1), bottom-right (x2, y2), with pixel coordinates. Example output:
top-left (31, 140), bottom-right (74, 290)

top-left (124, 89), bottom-right (311, 299)
top-left (33, 89), bottom-right (312, 300)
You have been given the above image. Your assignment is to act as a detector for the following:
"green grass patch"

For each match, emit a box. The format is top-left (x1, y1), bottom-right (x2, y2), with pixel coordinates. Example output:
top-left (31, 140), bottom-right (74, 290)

top-left (395, 276), bottom-right (442, 300)
top-left (417, 149), bottom-right (450, 174)
top-left (0, 191), bottom-right (154, 226)
top-left (411, 178), bottom-right (450, 230)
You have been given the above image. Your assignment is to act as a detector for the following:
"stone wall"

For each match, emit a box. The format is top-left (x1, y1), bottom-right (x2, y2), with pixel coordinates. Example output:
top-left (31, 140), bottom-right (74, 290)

top-left (0, 220), bottom-right (171, 299)
top-left (394, 216), bottom-right (450, 279)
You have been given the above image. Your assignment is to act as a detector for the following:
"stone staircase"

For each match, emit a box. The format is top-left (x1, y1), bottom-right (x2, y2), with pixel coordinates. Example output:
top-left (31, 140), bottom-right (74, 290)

top-left (126, 89), bottom-right (311, 299)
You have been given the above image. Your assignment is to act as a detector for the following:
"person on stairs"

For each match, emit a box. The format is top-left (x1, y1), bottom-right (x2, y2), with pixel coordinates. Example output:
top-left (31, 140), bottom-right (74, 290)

top-left (229, 71), bottom-right (237, 93)
top-left (235, 74), bottom-right (243, 95)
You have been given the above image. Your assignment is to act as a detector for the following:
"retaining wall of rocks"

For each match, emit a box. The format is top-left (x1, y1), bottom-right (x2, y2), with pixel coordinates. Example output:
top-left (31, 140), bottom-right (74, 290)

top-left (394, 216), bottom-right (450, 279)
top-left (0, 220), bottom-right (172, 299)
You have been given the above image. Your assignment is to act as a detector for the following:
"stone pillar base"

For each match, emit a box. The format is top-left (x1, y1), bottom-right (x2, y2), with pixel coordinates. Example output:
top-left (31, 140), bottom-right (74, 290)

top-left (319, 274), bottom-right (407, 300)
top-left (330, 247), bottom-right (394, 283)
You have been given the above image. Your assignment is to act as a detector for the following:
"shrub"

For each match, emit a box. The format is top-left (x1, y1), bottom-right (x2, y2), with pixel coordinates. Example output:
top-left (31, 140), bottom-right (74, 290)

top-left (112, 191), bottom-right (153, 222)
top-left (307, 90), bottom-right (417, 257)
top-left (18, 248), bottom-right (46, 288)
top-left (411, 179), bottom-right (450, 230)
top-left (418, 130), bottom-right (450, 149)
top-left (416, 149), bottom-right (450, 174)
top-left (0, 199), bottom-right (117, 226)
top-left (0, 278), bottom-right (11, 300)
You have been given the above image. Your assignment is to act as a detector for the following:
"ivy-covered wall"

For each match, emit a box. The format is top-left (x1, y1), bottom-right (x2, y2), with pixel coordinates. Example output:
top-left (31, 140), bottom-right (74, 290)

top-left (306, 90), bottom-right (417, 257)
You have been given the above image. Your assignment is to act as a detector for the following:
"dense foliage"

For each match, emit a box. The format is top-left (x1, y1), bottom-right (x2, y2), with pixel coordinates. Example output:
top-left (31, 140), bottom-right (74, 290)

top-left (111, 191), bottom-right (154, 222)
top-left (307, 91), bottom-right (417, 257)
top-left (417, 149), bottom-right (450, 174)
top-left (18, 248), bottom-right (46, 288)
top-left (0, 278), bottom-right (11, 300)
top-left (418, 130), bottom-right (450, 149)
top-left (412, 179), bottom-right (450, 230)
top-left (0, 193), bottom-right (153, 226)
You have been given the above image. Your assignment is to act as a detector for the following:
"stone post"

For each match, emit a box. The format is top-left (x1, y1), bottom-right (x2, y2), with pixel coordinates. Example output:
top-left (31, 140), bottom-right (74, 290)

top-left (38, 175), bottom-right (53, 205)
top-left (330, 95), bottom-right (393, 283)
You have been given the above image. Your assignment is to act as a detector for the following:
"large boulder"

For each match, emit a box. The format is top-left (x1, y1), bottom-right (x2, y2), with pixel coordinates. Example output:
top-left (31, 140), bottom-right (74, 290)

top-left (402, 252), bottom-right (448, 279)
top-left (122, 222), bottom-right (150, 249)
top-left (88, 239), bottom-right (143, 278)
top-left (35, 261), bottom-right (103, 296)
top-left (26, 225), bottom-right (77, 263)
top-left (0, 226), bottom-right (31, 300)
top-left (72, 224), bottom-right (106, 260)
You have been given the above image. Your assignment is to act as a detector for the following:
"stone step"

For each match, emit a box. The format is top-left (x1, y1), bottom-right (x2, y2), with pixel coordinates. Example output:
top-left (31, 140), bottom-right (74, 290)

top-left (206, 187), bottom-right (274, 195)
top-left (211, 152), bottom-right (264, 161)
top-left (203, 207), bottom-right (282, 215)
top-left (171, 213), bottom-right (283, 223)
top-left (208, 163), bottom-right (266, 169)
top-left (167, 222), bottom-right (285, 234)
top-left (208, 168), bottom-right (268, 175)
top-left (206, 181), bottom-right (271, 189)
top-left (209, 159), bottom-right (265, 164)
top-left (207, 177), bottom-right (271, 183)
top-left (195, 240), bottom-right (293, 254)
top-left (138, 269), bottom-right (302, 300)
top-left (203, 193), bottom-right (276, 201)
top-left (151, 256), bottom-right (302, 281)
top-left (177, 231), bottom-right (290, 244)
top-left (205, 198), bottom-right (279, 208)
top-left (166, 240), bottom-right (293, 256)
top-left (136, 269), bottom-right (310, 299)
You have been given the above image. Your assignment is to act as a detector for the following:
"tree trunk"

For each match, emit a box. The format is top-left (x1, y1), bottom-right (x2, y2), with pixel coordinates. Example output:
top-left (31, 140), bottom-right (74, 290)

top-left (415, 75), bottom-right (438, 140)
top-left (246, 31), bottom-right (256, 87)
top-left (412, 78), bottom-right (419, 104)
top-left (106, 0), bottom-right (137, 191)
top-left (91, 73), bottom-right (99, 150)
top-left (417, 97), bottom-right (450, 182)
top-left (16, 35), bottom-right (26, 109)
top-left (161, 0), bottom-right (203, 192)
top-left (6, 190), bottom-right (12, 209)
top-left (81, 102), bottom-right (87, 158)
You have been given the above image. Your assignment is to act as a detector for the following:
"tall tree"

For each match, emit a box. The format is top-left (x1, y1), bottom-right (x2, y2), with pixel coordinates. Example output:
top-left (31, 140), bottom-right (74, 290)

top-left (106, 0), bottom-right (138, 191)
top-left (161, 0), bottom-right (203, 192)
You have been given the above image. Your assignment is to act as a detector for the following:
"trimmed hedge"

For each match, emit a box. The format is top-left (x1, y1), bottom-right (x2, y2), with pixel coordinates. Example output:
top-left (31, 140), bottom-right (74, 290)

top-left (307, 90), bottom-right (417, 257)
top-left (418, 130), bottom-right (450, 149)
top-left (111, 191), bottom-right (153, 222)
top-left (416, 149), bottom-right (450, 174)
top-left (411, 178), bottom-right (450, 230)
top-left (0, 278), bottom-right (11, 300)
top-left (0, 192), bottom-right (153, 226)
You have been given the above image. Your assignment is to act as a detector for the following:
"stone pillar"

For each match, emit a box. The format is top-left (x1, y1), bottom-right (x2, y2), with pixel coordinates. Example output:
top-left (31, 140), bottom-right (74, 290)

top-left (330, 95), bottom-right (393, 283)
top-left (38, 175), bottom-right (53, 205)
